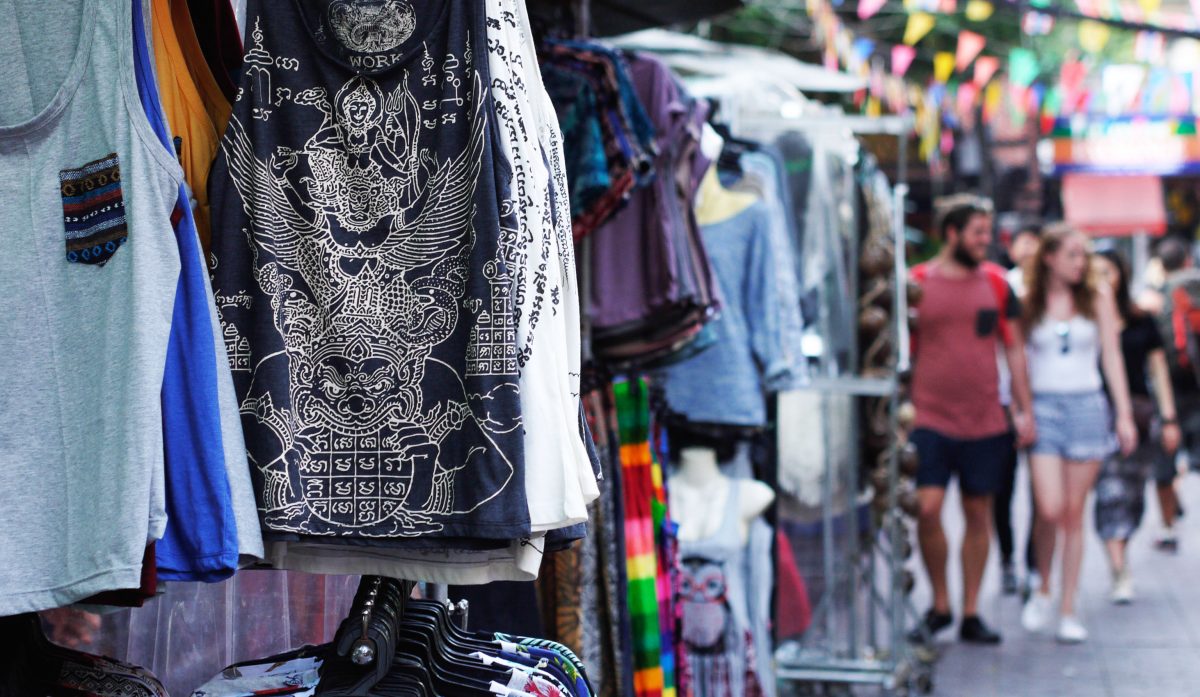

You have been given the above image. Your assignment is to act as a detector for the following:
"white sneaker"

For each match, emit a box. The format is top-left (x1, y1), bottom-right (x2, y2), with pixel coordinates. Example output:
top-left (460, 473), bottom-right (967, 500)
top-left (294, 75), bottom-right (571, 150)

top-left (1021, 592), bottom-right (1054, 633)
top-left (1056, 615), bottom-right (1089, 644)
top-left (1111, 567), bottom-right (1135, 605)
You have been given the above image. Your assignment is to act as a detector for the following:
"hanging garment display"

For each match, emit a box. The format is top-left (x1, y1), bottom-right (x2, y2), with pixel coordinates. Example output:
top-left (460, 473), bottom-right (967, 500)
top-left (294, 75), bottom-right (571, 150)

top-left (151, 0), bottom-right (232, 251)
top-left (586, 52), bottom-right (719, 367)
top-left (133, 0), bottom-right (264, 582)
top-left (188, 580), bottom-right (597, 697)
top-left (210, 0), bottom-right (533, 547)
top-left (0, 0), bottom-right (185, 615)
top-left (658, 200), bottom-right (789, 428)
top-left (0, 1), bottom-right (914, 694)
top-left (186, 0), bottom-right (243, 103)
top-left (484, 0), bottom-right (598, 536)
top-left (677, 480), bottom-right (765, 697)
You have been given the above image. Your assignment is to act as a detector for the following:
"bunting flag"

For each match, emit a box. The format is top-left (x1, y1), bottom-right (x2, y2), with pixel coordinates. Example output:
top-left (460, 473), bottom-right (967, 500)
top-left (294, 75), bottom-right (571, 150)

top-left (984, 80), bottom-right (1003, 119)
top-left (887, 77), bottom-right (909, 112)
top-left (974, 55), bottom-right (1001, 85)
top-left (1079, 19), bottom-right (1112, 53)
top-left (965, 0), bottom-right (994, 19)
top-left (1023, 10), bottom-right (1055, 34)
top-left (1171, 73), bottom-right (1192, 113)
top-left (904, 12), bottom-right (936, 45)
top-left (892, 44), bottom-right (917, 75)
top-left (1076, 0), bottom-right (1099, 16)
top-left (824, 45), bottom-right (840, 71)
top-left (1140, 0), bottom-right (1162, 15)
top-left (870, 60), bottom-right (887, 97)
top-left (941, 128), bottom-right (956, 154)
top-left (1029, 82), bottom-right (1045, 112)
top-left (1009, 48), bottom-right (1040, 87)
top-left (1136, 30), bottom-right (1166, 63)
top-left (935, 51), bottom-right (957, 82)
top-left (858, 0), bottom-right (888, 20)
top-left (853, 37), bottom-right (876, 64)
top-left (940, 0), bottom-right (959, 12)
top-left (956, 30), bottom-right (986, 71)
top-left (1060, 59), bottom-right (1088, 104)
top-left (1102, 64), bottom-right (1146, 114)
top-left (957, 81), bottom-right (980, 117)
top-left (1192, 0), bottom-right (1200, 22)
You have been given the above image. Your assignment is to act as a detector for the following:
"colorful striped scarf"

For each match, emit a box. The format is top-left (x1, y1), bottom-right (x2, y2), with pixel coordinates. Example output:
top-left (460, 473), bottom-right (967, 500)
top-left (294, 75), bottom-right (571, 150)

top-left (614, 378), bottom-right (667, 697)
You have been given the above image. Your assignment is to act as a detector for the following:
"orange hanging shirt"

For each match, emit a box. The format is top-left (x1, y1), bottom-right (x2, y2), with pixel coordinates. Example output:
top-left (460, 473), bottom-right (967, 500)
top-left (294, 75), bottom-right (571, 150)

top-left (151, 0), bottom-right (232, 253)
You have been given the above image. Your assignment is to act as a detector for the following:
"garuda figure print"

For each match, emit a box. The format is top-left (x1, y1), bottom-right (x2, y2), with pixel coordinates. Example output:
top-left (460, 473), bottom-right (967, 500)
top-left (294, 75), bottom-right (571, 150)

top-left (212, 10), bottom-right (527, 540)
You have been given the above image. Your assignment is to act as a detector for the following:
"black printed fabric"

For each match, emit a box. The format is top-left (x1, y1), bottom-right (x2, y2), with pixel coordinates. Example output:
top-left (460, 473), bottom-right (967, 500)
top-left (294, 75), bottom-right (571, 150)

top-left (209, 0), bottom-right (530, 541)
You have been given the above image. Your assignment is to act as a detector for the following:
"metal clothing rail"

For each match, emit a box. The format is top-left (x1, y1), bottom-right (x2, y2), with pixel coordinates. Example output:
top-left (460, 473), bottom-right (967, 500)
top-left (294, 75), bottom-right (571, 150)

top-left (760, 112), bottom-right (931, 695)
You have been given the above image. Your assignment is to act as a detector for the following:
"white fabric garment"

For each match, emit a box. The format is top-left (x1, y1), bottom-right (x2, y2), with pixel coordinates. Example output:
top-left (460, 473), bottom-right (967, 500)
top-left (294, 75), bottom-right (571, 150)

top-left (264, 534), bottom-right (546, 585)
top-left (486, 0), bottom-right (597, 532)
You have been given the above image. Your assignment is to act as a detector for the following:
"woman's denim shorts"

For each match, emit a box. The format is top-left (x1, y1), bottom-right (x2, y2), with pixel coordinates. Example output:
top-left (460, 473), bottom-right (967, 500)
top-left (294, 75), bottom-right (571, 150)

top-left (1031, 391), bottom-right (1117, 462)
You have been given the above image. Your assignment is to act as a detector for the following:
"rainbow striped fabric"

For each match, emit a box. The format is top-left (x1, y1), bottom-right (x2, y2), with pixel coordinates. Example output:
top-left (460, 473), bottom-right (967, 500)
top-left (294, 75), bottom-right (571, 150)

top-left (614, 378), bottom-right (669, 697)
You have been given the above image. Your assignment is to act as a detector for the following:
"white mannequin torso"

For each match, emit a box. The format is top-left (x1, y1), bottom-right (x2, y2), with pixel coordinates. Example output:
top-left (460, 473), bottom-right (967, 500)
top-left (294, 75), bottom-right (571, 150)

top-left (670, 446), bottom-right (775, 544)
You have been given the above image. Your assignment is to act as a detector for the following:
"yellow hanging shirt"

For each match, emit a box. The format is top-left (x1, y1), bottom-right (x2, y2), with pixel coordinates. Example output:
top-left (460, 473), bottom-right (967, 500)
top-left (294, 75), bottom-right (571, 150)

top-left (152, 0), bottom-right (232, 253)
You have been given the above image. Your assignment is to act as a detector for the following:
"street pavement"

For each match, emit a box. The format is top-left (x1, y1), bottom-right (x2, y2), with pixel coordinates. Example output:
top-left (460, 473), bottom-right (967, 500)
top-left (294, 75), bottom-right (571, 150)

top-left (917, 461), bottom-right (1200, 697)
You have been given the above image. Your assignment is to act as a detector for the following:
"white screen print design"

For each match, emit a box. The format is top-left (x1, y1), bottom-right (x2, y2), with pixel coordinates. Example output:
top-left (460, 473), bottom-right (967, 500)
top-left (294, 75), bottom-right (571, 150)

top-left (327, 0), bottom-right (416, 53)
top-left (218, 22), bottom-right (523, 536)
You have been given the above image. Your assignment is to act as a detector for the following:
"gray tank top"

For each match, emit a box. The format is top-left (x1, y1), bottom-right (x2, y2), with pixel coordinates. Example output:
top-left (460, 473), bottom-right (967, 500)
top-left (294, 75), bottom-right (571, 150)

top-left (0, 0), bottom-right (184, 614)
top-left (679, 479), bottom-right (756, 697)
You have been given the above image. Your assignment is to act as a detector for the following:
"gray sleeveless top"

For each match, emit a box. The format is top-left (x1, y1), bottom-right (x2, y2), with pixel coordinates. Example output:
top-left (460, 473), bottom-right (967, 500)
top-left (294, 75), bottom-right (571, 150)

top-left (679, 480), bottom-right (757, 697)
top-left (0, 0), bottom-right (183, 614)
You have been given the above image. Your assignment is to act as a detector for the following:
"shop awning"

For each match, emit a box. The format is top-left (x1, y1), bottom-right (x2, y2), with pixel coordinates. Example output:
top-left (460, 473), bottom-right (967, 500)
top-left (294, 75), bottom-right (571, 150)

top-left (1061, 173), bottom-right (1167, 236)
top-left (590, 0), bottom-right (744, 36)
top-left (610, 29), bottom-right (868, 93)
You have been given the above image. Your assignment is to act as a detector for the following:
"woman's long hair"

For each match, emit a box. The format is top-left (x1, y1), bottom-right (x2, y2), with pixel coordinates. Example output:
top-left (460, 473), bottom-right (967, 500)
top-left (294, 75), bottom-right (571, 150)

top-left (1023, 224), bottom-right (1096, 330)
top-left (1096, 248), bottom-right (1142, 322)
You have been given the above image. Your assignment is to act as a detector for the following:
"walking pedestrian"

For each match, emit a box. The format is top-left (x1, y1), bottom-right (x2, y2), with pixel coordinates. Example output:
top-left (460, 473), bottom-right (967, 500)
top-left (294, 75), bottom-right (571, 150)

top-left (1091, 249), bottom-right (1181, 604)
top-left (908, 196), bottom-right (1036, 645)
top-left (1019, 225), bottom-right (1137, 644)
top-left (996, 223), bottom-right (1041, 596)
top-left (1147, 237), bottom-right (1200, 552)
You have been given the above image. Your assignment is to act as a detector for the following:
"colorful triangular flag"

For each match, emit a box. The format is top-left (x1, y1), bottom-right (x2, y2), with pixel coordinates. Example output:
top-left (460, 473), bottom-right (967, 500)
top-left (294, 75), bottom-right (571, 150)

top-left (858, 0), bottom-right (888, 20)
top-left (935, 51), bottom-right (956, 82)
top-left (1079, 19), bottom-right (1112, 53)
top-left (966, 0), bottom-right (994, 20)
top-left (892, 44), bottom-right (917, 76)
top-left (956, 30), bottom-right (986, 71)
top-left (904, 12), bottom-right (937, 45)
top-left (957, 82), bottom-right (980, 118)
top-left (974, 55), bottom-right (1001, 85)
top-left (1022, 10), bottom-right (1055, 34)
top-left (1009, 48), bottom-right (1040, 87)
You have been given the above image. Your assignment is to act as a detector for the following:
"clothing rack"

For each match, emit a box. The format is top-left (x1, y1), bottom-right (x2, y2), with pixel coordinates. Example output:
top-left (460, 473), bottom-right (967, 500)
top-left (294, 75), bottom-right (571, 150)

top-left (755, 113), bottom-right (933, 695)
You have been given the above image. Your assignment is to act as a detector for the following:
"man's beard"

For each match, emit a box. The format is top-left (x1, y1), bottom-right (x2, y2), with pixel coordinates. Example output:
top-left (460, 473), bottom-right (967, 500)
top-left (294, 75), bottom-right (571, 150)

top-left (952, 242), bottom-right (981, 269)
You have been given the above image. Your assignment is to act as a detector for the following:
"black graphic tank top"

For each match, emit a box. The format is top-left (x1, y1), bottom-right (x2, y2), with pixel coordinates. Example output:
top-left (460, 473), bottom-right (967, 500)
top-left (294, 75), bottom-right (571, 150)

top-left (209, 0), bottom-right (529, 541)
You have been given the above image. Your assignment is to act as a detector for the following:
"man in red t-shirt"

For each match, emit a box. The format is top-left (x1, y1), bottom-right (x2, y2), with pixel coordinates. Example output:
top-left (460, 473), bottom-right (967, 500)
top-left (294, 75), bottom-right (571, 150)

top-left (908, 196), bottom-right (1036, 645)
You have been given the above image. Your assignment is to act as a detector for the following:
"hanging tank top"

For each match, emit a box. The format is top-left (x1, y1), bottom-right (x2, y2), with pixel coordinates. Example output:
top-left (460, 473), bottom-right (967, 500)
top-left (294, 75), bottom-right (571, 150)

top-left (209, 0), bottom-right (530, 543)
top-left (0, 0), bottom-right (183, 614)
top-left (133, 0), bottom-right (265, 579)
top-left (679, 480), bottom-right (758, 697)
top-left (150, 0), bottom-right (232, 253)
top-left (1028, 314), bottom-right (1104, 394)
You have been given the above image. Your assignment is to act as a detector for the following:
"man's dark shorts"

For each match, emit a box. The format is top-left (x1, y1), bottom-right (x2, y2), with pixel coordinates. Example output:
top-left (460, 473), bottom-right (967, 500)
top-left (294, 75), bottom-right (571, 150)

top-left (911, 428), bottom-right (1014, 496)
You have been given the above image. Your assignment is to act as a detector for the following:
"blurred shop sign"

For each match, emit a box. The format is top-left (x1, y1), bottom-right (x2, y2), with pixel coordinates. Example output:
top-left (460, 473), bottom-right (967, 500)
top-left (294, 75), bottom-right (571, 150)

top-left (1051, 115), bottom-right (1200, 176)
top-left (1062, 172), bottom-right (1167, 236)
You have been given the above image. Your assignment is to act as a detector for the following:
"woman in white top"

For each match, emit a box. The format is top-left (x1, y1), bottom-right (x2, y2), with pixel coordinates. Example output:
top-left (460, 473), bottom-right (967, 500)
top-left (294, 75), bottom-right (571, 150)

top-left (1019, 225), bottom-right (1137, 644)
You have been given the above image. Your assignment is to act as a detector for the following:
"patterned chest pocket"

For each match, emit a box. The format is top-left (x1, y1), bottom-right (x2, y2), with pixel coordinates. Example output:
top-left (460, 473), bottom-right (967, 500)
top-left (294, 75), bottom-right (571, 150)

top-left (59, 153), bottom-right (128, 266)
